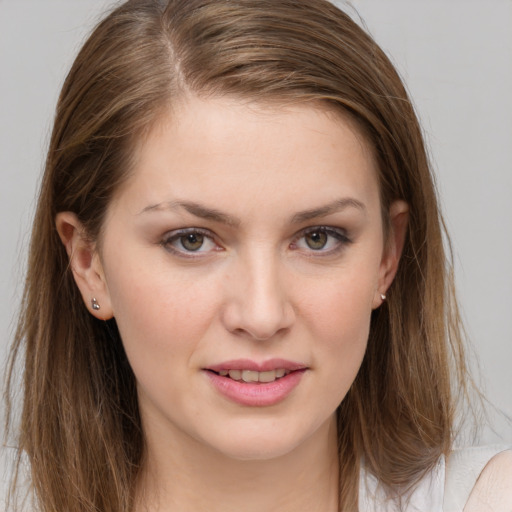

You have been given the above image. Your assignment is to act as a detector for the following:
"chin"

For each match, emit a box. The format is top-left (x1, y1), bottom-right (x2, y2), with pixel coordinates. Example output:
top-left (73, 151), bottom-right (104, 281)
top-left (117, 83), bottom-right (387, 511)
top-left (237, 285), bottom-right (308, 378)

top-left (211, 435), bottom-right (304, 462)
top-left (201, 416), bottom-right (331, 462)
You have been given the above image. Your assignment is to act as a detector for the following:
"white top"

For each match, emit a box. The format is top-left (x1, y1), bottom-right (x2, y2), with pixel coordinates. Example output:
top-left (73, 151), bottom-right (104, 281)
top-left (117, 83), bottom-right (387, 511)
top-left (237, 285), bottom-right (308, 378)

top-left (359, 445), bottom-right (512, 512)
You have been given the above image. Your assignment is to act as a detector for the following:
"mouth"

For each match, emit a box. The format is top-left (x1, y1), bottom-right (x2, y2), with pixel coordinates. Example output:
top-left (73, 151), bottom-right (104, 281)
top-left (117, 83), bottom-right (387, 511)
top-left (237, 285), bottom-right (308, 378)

top-left (204, 361), bottom-right (307, 406)
top-left (208, 368), bottom-right (292, 383)
top-left (205, 358), bottom-right (307, 383)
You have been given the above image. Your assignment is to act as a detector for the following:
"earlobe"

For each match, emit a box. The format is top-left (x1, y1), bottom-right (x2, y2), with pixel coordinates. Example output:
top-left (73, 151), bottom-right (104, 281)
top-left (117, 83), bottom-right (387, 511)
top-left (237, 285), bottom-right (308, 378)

top-left (55, 212), bottom-right (114, 320)
top-left (373, 200), bottom-right (409, 309)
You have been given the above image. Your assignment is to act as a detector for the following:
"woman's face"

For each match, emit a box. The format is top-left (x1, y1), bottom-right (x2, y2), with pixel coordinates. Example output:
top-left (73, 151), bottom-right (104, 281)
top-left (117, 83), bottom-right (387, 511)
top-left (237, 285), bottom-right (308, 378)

top-left (84, 97), bottom-right (405, 461)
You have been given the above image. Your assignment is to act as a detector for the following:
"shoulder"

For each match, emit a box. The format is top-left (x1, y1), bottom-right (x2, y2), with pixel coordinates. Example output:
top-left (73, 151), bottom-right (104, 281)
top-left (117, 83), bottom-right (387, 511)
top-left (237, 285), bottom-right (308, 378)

top-left (444, 445), bottom-right (512, 512)
top-left (464, 449), bottom-right (512, 512)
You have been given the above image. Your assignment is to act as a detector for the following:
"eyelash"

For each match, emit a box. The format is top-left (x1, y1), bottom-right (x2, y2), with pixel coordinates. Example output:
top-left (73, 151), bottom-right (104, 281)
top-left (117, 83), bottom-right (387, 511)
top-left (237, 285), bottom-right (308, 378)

top-left (161, 228), bottom-right (221, 257)
top-left (160, 226), bottom-right (351, 258)
top-left (290, 226), bottom-right (351, 256)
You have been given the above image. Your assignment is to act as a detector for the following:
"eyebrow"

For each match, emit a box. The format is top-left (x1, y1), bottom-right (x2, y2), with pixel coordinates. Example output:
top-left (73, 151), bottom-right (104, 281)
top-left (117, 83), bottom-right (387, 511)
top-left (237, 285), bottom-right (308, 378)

top-left (139, 200), bottom-right (240, 226)
top-left (139, 197), bottom-right (366, 225)
top-left (290, 198), bottom-right (366, 223)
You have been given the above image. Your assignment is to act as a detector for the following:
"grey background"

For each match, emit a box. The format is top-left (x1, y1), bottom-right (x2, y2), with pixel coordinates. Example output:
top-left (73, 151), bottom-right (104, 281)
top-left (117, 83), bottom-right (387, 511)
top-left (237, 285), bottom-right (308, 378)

top-left (1, 0), bottom-right (511, 462)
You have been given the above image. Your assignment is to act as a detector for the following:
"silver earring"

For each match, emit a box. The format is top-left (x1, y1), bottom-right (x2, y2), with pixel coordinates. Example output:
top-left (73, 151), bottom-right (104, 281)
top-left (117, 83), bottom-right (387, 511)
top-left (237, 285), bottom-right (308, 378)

top-left (91, 298), bottom-right (100, 310)
top-left (380, 293), bottom-right (386, 301)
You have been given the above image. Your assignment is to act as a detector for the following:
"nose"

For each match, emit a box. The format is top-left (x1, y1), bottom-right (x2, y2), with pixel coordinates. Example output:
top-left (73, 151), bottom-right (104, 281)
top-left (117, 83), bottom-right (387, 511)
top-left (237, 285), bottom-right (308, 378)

top-left (221, 251), bottom-right (295, 341)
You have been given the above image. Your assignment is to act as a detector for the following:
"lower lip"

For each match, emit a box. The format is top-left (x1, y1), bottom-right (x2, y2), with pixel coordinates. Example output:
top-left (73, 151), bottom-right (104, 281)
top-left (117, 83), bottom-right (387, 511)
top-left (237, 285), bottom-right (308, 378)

top-left (205, 370), bottom-right (306, 407)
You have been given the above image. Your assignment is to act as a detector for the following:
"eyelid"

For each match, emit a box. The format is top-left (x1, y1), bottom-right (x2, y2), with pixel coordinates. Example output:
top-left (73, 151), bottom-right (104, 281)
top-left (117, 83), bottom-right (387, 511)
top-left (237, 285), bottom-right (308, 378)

top-left (161, 227), bottom-right (222, 257)
top-left (290, 225), bottom-right (351, 254)
top-left (160, 225), bottom-right (351, 258)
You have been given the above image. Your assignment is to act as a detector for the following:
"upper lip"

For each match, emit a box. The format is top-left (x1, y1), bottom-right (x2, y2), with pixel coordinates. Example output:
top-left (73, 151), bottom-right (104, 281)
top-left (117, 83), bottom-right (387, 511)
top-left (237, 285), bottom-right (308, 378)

top-left (205, 358), bottom-right (307, 373)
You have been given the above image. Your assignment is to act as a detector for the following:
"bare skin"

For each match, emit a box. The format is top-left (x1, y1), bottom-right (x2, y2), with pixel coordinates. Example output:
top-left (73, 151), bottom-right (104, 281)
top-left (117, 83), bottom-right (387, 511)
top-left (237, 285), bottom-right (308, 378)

top-left (135, 415), bottom-right (340, 512)
top-left (464, 450), bottom-right (512, 512)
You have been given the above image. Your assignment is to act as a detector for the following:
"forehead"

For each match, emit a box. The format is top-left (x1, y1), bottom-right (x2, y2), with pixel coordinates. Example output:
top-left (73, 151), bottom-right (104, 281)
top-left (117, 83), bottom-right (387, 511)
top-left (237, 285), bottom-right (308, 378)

top-left (114, 95), bottom-right (380, 220)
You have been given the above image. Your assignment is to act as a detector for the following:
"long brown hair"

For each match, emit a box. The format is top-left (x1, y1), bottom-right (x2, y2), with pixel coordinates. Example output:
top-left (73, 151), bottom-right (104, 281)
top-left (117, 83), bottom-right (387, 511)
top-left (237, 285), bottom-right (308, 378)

top-left (5, 1), bottom-right (474, 510)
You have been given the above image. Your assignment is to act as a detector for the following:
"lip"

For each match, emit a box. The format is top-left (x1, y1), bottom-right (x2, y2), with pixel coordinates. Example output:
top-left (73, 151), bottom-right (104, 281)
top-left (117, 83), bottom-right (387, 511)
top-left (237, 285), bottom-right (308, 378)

top-left (204, 359), bottom-right (308, 407)
top-left (206, 358), bottom-right (307, 373)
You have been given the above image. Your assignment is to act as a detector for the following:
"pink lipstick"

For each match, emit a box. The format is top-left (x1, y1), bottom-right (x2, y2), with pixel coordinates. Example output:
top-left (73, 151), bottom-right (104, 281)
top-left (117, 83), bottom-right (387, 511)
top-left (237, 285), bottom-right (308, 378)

top-left (204, 358), bottom-right (307, 407)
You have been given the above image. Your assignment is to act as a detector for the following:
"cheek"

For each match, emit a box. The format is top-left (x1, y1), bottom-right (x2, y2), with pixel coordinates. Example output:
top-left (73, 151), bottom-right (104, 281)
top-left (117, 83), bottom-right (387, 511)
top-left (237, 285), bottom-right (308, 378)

top-left (297, 266), bottom-right (376, 395)
top-left (319, 286), bottom-right (372, 363)
top-left (104, 251), bottom-right (221, 367)
top-left (300, 262), bottom-right (376, 340)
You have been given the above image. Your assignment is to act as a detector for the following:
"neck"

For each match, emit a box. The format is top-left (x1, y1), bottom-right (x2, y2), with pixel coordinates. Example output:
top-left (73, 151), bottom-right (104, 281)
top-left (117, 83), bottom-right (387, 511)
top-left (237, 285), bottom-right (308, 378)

top-left (136, 416), bottom-right (339, 512)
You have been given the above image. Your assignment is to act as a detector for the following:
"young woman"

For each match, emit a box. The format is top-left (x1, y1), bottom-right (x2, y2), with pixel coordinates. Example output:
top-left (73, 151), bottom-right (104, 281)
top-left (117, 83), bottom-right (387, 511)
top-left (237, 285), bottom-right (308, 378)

top-left (4, 1), bottom-right (511, 511)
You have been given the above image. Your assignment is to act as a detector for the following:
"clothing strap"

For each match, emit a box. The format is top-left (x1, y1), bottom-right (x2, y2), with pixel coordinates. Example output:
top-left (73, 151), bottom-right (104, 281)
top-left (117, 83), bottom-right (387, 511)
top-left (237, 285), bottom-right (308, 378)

top-left (443, 444), bottom-right (511, 512)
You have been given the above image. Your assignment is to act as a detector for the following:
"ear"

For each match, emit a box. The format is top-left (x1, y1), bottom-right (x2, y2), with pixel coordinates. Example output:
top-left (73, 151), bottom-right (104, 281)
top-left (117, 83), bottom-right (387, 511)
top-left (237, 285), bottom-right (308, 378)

top-left (372, 200), bottom-right (409, 309)
top-left (55, 212), bottom-right (114, 320)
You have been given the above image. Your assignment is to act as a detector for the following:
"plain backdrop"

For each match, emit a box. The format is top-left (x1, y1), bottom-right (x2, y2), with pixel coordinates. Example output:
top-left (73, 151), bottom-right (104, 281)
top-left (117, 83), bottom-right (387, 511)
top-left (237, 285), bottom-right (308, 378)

top-left (1, 0), bottom-right (511, 475)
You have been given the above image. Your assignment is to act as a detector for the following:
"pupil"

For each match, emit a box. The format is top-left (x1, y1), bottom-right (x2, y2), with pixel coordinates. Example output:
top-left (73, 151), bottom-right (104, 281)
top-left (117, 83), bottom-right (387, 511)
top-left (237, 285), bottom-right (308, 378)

top-left (306, 231), bottom-right (327, 250)
top-left (182, 233), bottom-right (204, 251)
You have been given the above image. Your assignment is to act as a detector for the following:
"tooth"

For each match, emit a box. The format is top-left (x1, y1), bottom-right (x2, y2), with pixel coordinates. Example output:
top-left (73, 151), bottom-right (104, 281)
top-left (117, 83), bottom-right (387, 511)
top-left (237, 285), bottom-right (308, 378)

top-left (275, 369), bottom-right (286, 378)
top-left (218, 370), bottom-right (229, 376)
top-left (258, 370), bottom-right (276, 383)
top-left (242, 370), bottom-right (259, 383)
top-left (228, 370), bottom-right (242, 380)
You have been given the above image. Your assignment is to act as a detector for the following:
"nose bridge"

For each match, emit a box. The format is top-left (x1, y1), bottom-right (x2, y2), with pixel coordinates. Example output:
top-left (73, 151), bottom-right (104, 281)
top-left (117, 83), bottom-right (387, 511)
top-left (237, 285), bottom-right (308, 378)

top-left (223, 245), bottom-right (294, 340)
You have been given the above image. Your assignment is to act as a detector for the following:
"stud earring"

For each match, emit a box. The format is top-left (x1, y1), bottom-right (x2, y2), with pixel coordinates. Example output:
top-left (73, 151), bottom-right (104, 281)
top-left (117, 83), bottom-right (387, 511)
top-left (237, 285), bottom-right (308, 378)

top-left (380, 293), bottom-right (386, 301)
top-left (91, 298), bottom-right (100, 311)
